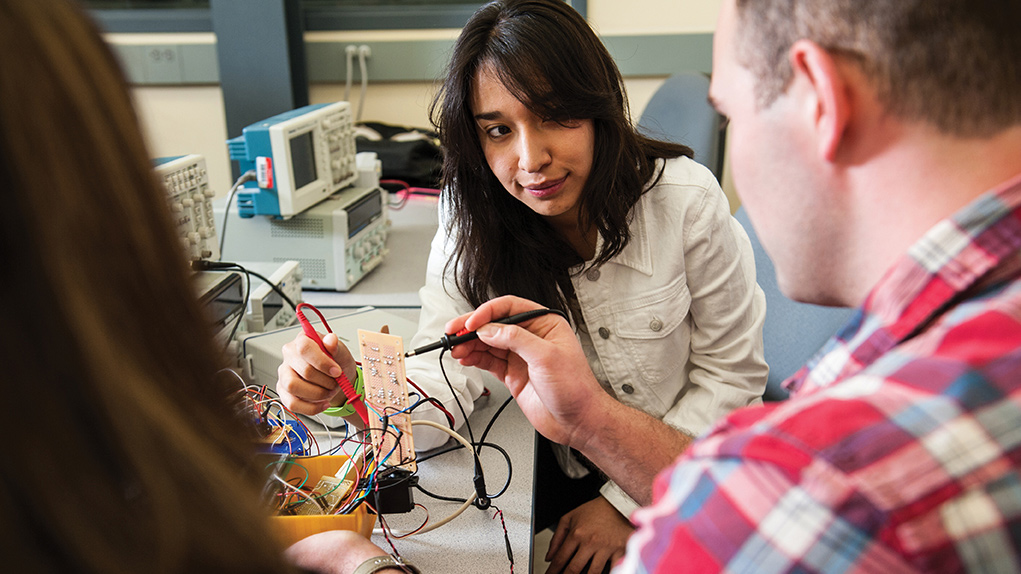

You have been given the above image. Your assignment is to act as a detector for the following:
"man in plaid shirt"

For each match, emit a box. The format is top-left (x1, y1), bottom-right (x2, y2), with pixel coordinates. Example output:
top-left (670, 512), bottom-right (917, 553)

top-left (446, 0), bottom-right (1021, 571)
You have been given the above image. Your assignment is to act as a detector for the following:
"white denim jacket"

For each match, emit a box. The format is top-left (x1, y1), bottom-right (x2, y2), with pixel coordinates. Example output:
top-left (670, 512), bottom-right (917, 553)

top-left (405, 156), bottom-right (768, 519)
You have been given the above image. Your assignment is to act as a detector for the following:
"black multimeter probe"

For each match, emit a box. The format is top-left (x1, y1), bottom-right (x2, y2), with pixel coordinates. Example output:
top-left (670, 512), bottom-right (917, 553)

top-left (404, 308), bottom-right (568, 357)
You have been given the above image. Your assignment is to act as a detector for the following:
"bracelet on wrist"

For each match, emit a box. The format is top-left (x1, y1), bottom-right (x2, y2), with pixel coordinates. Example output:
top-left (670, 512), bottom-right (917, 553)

top-left (351, 554), bottom-right (419, 574)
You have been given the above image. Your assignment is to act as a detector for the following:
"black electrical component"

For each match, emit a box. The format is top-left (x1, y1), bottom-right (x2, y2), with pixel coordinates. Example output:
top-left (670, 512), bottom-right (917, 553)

top-left (366, 468), bottom-right (419, 514)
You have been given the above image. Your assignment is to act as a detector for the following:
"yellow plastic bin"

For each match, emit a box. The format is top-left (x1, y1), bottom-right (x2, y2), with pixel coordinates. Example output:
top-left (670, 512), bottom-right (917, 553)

top-left (271, 455), bottom-right (376, 546)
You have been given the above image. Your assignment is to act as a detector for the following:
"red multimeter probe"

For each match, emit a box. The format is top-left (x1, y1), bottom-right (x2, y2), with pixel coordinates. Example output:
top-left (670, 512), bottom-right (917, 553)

top-left (294, 303), bottom-right (369, 426)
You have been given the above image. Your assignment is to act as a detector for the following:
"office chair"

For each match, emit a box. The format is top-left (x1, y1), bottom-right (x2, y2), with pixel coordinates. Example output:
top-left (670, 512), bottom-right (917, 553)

top-left (733, 207), bottom-right (855, 400)
top-left (637, 72), bottom-right (726, 180)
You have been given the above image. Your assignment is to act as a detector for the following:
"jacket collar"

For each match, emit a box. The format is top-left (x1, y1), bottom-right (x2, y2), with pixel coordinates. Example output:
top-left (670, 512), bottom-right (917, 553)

top-left (590, 195), bottom-right (654, 276)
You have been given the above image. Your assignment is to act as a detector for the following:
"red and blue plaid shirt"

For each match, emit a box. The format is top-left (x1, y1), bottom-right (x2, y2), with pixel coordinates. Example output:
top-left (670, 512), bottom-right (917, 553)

top-left (618, 172), bottom-right (1021, 573)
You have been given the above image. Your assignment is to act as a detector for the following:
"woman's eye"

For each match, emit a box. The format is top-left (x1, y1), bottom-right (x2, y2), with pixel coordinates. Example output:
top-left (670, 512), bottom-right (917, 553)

top-left (485, 125), bottom-right (510, 138)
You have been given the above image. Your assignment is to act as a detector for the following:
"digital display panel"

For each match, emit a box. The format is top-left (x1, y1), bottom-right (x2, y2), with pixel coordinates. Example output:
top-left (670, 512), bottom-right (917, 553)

top-left (198, 273), bottom-right (244, 328)
top-left (261, 290), bottom-right (283, 327)
top-left (289, 131), bottom-right (317, 190)
top-left (346, 188), bottom-right (383, 237)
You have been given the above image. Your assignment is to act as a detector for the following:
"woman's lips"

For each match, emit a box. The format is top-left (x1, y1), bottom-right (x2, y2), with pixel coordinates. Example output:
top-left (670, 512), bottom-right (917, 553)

top-left (523, 176), bottom-right (566, 198)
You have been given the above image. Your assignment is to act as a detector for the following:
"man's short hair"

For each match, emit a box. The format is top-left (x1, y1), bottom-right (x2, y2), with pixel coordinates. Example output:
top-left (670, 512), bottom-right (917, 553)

top-left (734, 0), bottom-right (1021, 137)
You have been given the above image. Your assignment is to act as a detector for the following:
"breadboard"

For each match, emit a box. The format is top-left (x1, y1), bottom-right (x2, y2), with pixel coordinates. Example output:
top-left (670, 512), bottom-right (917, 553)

top-left (358, 330), bottom-right (417, 472)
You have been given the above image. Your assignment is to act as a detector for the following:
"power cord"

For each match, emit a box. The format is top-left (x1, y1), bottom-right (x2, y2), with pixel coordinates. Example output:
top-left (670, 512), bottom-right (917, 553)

top-left (218, 170), bottom-right (257, 257)
top-left (357, 45), bottom-right (370, 122)
top-left (344, 44), bottom-right (356, 102)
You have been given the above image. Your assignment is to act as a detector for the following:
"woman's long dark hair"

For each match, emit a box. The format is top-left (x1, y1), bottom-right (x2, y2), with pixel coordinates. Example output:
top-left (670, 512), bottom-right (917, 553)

top-left (431, 0), bottom-right (692, 313)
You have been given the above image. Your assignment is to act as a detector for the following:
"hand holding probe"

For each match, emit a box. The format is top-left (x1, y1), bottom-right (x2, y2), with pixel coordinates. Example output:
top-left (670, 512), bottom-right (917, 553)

top-left (294, 302), bottom-right (370, 425)
top-left (405, 308), bottom-right (568, 357)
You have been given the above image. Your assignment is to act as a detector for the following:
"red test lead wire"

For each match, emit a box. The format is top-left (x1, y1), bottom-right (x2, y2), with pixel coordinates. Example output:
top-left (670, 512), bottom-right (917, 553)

top-left (294, 302), bottom-right (370, 426)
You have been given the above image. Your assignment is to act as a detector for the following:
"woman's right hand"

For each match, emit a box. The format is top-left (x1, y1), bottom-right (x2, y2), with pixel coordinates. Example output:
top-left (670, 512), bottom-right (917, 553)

top-left (285, 530), bottom-right (396, 574)
top-left (277, 331), bottom-right (358, 416)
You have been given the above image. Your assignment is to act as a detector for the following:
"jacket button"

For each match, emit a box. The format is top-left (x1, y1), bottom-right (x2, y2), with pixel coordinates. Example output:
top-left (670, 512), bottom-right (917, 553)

top-left (649, 318), bottom-right (663, 332)
top-left (586, 268), bottom-right (601, 281)
top-left (621, 384), bottom-right (635, 394)
top-left (598, 327), bottom-right (610, 339)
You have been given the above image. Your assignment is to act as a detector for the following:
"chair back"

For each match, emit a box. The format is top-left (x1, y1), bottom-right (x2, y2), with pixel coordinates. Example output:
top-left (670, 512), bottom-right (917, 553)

top-left (637, 72), bottom-right (725, 180)
top-left (733, 207), bottom-right (855, 400)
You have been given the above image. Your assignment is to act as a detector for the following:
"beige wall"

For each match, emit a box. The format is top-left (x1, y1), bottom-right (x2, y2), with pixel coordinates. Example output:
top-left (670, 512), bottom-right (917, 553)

top-left (119, 0), bottom-right (736, 209)
top-left (589, 0), bottom-right (720, 34)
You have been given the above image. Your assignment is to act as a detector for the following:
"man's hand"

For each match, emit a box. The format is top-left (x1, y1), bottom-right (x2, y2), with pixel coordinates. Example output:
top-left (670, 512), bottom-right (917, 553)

top-left (446, 295), bottom-right (611, 450)
top-left (544, 496), bottom-right (633, 574)
top-left (277, 330), bottom-right (358, 416)
top-left (449, 295), bottom-right (692, 506)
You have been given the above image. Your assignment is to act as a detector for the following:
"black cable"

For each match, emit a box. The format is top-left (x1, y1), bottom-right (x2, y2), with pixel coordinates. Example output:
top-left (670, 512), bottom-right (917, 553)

top-left (414, 482), bottom-right (464, 503)
top-left (243, 267), bottom-right (297, 310)
top-left (406, 393), bottom-right (456, 430)
top-left (438, 348), bottom-right (490, 508)
top-left (226, 270), bottom-right (250, 351)
top-left (477, 395), bottom-right (514, 454)
top-left (193, 260), bottom-right (298, 312)
top-left (478, 441), bottom-right (513, 499)
top-left (412, 441), bottom-right (512, 501)
top-left (439, 348), bottom-right (476, 446)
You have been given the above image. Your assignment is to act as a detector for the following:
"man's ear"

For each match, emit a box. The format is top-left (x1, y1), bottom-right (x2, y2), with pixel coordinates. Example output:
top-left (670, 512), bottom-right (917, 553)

top-left (787, 39), bottom-right (851, 162)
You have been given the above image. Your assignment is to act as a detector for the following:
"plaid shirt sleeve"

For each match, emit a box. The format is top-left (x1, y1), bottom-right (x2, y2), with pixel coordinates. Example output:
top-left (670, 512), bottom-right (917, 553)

top-left (614, 337), bottom-right (1021, 574)
top-left (613, 411), bottom-right (916, 574)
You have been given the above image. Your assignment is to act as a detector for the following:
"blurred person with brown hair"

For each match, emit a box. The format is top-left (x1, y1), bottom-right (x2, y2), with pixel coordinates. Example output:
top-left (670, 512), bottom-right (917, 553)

top-left (0, 1), bottom-right (390, 572)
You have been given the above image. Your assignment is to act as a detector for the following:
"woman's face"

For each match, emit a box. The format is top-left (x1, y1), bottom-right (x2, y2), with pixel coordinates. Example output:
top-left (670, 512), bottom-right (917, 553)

top-left (470, 64), bottom-right (595, 230)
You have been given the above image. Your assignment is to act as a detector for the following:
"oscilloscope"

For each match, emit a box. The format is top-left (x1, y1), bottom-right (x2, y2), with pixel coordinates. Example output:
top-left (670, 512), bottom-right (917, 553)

top-left (154, 154), bottom-right (219, 261)
top-left (227, 102), bottom-right (358, 219)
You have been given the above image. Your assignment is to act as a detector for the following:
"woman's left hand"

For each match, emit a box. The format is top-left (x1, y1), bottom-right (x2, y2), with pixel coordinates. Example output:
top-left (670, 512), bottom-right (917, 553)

top-left (543, 496), bottom-right (634, 574)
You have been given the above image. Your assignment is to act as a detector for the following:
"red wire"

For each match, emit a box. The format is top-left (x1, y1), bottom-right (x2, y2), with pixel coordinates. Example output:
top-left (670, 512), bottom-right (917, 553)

top-left (295, 302), bottom-right (369, 426)
top-left (406, 376), bottom-right (456, 427)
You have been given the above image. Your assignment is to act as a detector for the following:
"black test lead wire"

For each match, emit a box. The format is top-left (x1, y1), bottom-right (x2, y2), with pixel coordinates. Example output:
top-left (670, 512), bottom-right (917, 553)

top-left (405, 308), bottom-right (569, 357)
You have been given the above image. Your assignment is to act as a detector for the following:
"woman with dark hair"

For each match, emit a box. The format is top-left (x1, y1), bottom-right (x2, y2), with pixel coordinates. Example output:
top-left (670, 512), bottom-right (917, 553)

top-left (278, 1), bottom-right (767, 571)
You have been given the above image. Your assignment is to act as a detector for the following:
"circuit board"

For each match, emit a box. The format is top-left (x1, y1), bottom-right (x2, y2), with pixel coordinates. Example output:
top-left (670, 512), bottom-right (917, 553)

top-left (292, 475), bottom-right (354, 515)
top-left (358, 329), bottom-right (417, 472)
